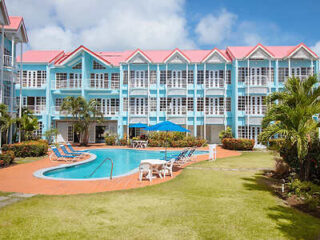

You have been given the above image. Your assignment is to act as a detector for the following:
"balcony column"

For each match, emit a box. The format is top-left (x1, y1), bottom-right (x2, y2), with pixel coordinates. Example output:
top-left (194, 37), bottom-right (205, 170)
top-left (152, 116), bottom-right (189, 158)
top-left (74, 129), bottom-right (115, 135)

top-left (0, 24), bottom-right (4, 104)
top-left (247, 59), bottom-right (250, 138)
top-left (311, 59), bottom-right (314, 75)
top-left (165, 64), bottom-right (168, 121)
top-left (268, 59), bottom-right (272, 93)
top-left (127, 64), bottom-right (130, 140)
top-left (46, 65), bottom-right (52, 134)
top-left (185, 63), bottom-right (188, 132)
top-left (233, 60), bottom-right (238, 138)
top-left (9, 37), bottom-right (15, 143)
top-left (203, 63), bottom-right (206, 140)
top-left (288, 58), bottom-right (291, 77)
top-left (18, 42), bottom-right (23, 142)
top-left (118, 64), bottom-right (124, 139)
top-left (193, 64), bottom-right (197, 137)
top-left (224, 63), bottom-right (227, 130)
top-left (156, 64), bottom-right (160, 123)
top-left (81, 52), bottom-right (85, 97)
top-left (147, 63), bottom-right (150, 126)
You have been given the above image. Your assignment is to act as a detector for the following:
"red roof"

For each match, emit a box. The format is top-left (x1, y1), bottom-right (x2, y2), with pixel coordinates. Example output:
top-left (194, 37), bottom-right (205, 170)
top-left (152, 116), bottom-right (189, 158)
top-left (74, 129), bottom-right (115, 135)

top-left (17, 50), bottom-right (64, 63)
top-left (4, 16), bottom-right (22, 30)
top-left (19, 44), bottom-right (318, 65)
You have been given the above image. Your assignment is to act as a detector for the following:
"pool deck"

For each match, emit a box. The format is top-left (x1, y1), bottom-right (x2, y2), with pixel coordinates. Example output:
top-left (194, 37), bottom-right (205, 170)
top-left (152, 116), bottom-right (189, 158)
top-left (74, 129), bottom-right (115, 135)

top-left (0, 145), bottom-right (240, 195)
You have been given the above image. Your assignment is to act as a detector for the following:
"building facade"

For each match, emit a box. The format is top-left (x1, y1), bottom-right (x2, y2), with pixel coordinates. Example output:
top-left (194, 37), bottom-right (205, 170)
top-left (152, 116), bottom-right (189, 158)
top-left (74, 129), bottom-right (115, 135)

top-left (16, 43), bottom-right (319, 144)
top-left (0, 0), bottom-right (28, 144)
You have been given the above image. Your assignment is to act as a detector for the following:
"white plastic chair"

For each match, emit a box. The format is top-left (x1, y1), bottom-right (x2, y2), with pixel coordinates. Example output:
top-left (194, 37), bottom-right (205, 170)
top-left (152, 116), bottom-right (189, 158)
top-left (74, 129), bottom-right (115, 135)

top-left (211, 144), bottom-right (217, 161)
top-left (139, 163), bottom-right (153, 181)
top-left (162, 158), bottom-right (175, 178)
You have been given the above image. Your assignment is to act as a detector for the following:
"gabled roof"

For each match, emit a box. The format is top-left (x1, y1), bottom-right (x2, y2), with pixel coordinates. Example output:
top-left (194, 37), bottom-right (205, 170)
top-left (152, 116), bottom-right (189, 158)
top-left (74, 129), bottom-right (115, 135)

top-left (125, 49), bottom-right (152, 63)
top-left (4, 16), bottom-right (28, 43)
top-left (286, 43), bottom-right (318, 59)
top-left (0, 0), bottom-right (10, 25)
top-left (17, 50), bottom-right (64, 63)
top-left (163, 48), bottom-right (191, 63)
top-left (56, 45), bottom-right (112, 66)
top-left (244, 43), bottom-right (274, 59)
top-left (201, 48), bottom-right (230, 63)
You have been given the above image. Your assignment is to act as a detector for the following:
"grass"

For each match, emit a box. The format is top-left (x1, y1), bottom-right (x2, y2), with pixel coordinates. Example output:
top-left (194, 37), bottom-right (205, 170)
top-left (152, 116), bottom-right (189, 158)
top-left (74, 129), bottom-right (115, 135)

top-left (14, 156), bottom-right (47, 164)
top-left (0, 152), bottom-right (319, 239)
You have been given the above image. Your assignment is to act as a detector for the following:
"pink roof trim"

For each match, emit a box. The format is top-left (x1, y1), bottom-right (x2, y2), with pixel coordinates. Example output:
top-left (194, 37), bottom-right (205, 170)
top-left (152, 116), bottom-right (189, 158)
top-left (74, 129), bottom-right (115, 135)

top-left (57, 45), bottom-right (112, 66)
top-left (245, 43), bottom-right (275, 59)
top-left (17, 50), bottom-right (65, 63)
top-left (125, 48), bottom-right (153, 63)
top-left (287, 43), bottom-right (318, 59)
top-left (201, 48), bottom-right (230, 63)
top-left (163, 48), bottom-right (191, 63)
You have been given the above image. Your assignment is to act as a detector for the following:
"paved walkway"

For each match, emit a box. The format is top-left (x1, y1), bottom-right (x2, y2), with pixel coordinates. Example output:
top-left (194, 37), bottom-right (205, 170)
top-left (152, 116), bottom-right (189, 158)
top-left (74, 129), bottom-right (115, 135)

top-left (0, 145), bottom-right (240, 195)
top-left (0, 193), bottom-right (36, 209)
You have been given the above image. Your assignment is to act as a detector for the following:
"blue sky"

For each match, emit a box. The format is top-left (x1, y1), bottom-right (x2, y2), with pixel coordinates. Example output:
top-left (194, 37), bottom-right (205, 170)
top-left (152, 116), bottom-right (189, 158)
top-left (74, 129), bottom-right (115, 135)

top-left (6, 0), bottom-right (320, 53)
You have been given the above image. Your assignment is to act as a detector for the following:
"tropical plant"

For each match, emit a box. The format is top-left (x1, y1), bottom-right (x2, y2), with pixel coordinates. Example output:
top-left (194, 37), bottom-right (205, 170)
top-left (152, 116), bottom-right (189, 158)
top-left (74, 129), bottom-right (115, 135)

top-left (15, 107), bottom-right (39, 141)
top-left (44, 128), bottom-right (59, 144)
top-left (0, 104), bottom-right (14, 146)
top-left (219, 127), bottom-right (233, 140)
top-left (259, 75), bottom-right (320, 180)
top-left (60, 96), bottom-right (104, 146)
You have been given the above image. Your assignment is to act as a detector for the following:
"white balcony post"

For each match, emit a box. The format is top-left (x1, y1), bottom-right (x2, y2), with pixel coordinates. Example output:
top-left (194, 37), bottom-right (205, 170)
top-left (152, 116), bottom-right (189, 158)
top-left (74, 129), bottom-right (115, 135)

top-left (288, 58), bottom-right (291, 77)
top-left (0, 24), bottom-right (4, 105)
top-left (127, 64), bottom-right (130, 139)
top-left (224, 63), bottom-right (227, 130)
top-left (19, 42), bottom-right (23, 142)
top-left (203, 63), bottom-right (206, 140)
top-left (9, 37), bottom-right (15, 143)
top-left (247, 59), bottom-right (250, 138)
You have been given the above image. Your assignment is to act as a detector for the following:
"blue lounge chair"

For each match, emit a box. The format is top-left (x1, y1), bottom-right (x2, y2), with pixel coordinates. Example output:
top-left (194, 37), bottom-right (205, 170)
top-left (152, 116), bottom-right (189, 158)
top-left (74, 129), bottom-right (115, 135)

top-left (50, 146), bottom-right (78, 162)
top-left (165, 148), bottom-right (189, 161)
top-left (66, 143), bottom-right (87, 153)
top-left (60, 145), bottom-right (83, 157)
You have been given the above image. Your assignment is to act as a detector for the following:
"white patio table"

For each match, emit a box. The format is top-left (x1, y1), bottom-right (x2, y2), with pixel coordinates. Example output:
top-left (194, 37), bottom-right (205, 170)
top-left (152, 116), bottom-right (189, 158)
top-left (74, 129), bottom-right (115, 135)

top-left (140, 159), bottom-right (167, 179)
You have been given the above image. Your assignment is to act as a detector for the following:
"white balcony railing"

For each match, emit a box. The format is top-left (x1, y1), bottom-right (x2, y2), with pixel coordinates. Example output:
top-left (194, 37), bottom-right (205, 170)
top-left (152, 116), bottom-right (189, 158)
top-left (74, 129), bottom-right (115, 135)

top-left (102, 106), bottom-right (119, 116)
top-left (18, 78), bottom-right (46, 88)
top-left (245, 105), bottom-right (267, 115)
top-left (27, 105), bottom-right (46, 114)
top-left (89, 79), bottom-right (109, 89)
top-left (51, 106), bottom-right (69, 115)
top-left (53, 80), bottom-right (82, 89)
top-left (246, 75), bottom-right (268, 86)
top-left (167, 106), bottom-right (187, 115)
top-left (205, 78), bottom-right (224, 88)
top-left (129, 107), bottom-right (148, 115)
top-left (205, 106), bottom-right (224, 115)
top-left (130, 79), bottom-right (148, 88)
top-left (3, 55), bottom-right (13, 67)
top-left (167, 79), bottom-right (187, 88)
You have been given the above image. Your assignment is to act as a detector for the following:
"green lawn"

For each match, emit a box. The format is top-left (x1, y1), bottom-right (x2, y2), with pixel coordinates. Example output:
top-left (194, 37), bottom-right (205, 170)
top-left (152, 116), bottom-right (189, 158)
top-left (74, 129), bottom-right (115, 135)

top-left (0, 152), bottom-right (319, 239)
top-left (14, 156), bottom-right (47, 164)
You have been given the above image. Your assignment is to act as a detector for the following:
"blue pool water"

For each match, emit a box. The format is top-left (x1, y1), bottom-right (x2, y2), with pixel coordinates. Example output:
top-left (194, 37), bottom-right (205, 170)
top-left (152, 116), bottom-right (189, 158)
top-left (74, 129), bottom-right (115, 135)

top-left (43, 149), bottom-right (208, 180)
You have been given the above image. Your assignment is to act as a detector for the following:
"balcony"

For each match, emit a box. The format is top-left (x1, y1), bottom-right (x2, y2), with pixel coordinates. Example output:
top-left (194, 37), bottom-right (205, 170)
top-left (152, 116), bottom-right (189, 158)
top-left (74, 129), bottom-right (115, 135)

top-left (3, 55), bottom-right (14, 68)
top-left (89, 79), bottom-right (120, 90)
top-left (18, 78), bottom-right (46, 88)
top-left (245, 105), bottom-right (267, 115)
top-left (205, 106), bottom-right (224, 115)
top-left (167, 106), bottom-right (187, 116)
top-left (52, 80), bottom-right (82, 90)
top-left (245, 76), bottom-right (269, 94)
top-left (101, 106), bottom-right (119, 117)
top-left (26, 105), bottom-right (46, 115)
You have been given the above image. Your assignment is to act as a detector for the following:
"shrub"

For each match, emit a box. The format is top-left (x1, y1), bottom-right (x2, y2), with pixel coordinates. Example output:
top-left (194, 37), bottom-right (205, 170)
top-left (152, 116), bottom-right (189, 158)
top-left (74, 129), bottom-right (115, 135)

top-left (0, 150), bottom-right (15, 166)
top-left (119, 137), bottom-right (128, 146)
top-left (2, 140), bottom-right (48, 158)
top-left (148, 132), bottom-right (206, 147)
top-left (222, 138), bottom-right (254, 150)
top-left (268, 139), bottom-right (285, 151)
top-left (105, 135), bottom-right (116, 146)
top-left (219, 127), bottom-right (233, 141)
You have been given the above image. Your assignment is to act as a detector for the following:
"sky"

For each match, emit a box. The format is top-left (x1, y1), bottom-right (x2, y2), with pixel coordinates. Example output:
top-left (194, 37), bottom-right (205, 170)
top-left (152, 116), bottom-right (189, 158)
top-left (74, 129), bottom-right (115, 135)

top-left (6, 0), bottom-right (320, 54)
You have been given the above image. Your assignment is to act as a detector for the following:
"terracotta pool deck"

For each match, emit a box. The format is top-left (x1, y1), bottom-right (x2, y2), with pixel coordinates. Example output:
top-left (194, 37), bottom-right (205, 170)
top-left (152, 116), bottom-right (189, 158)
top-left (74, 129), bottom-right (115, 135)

top-left (0, 145), bottom-right (240, 195)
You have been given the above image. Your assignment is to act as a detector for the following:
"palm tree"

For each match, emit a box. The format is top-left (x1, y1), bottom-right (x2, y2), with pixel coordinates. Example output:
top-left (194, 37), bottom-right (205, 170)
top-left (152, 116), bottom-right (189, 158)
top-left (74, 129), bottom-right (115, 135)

top-left (61, 96), bottom-right (104, 146)
top-left (259, 75), bottom-right (320, 180)
top-left (0, 103), bottom-right (14, 146)
top-left (16, 107), bottom-right (39, 141)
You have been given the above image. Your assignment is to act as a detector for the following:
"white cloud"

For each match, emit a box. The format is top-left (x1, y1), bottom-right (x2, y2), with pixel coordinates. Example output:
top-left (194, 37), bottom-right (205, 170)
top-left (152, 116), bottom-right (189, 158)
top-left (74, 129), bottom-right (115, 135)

top-left (6, 0), bottom-right (195, 51)
top-left (195, 9), bottom-right (237, 45)
top-left (311, 41), bottom-right (320, 56)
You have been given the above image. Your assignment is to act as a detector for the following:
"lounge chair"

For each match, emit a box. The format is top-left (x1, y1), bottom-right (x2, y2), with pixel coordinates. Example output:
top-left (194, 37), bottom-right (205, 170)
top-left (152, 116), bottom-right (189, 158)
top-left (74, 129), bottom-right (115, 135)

top-left (139, 162), bottom-right (153, 181)
top-left (66, 143), bottom-right (87, 153)
top-left (162, 158), bottom-right (175, 178)
top-left (175, 147), bottom-right (197, 166)
top-left (60, 145), bottom-right (86, 158)
top-left (165, 148), bottom-right (189, 161)
top-left (50, 146), bottom-right (79, 162)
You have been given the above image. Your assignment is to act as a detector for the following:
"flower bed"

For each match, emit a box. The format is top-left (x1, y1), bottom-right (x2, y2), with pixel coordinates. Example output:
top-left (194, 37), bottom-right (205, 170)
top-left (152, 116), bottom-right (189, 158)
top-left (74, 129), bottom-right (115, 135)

top-left (0, 150), bottom-right (15, 166)
top-left (2, 140), bottom-right (48, 158)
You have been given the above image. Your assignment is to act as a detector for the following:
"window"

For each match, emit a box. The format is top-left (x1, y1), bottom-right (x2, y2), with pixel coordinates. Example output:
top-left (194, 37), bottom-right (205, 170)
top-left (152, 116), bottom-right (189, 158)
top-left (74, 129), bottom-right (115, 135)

top-left (278, 68), bottom-right (289, 83)
top-left (70, 73), bottom-right (82, 88)
top-left (72, 62), bottom-right (82, 69)
top-left (34, 122), bottom-right (43, 138)
top-left (130, 98), bottom-right (147, 115)
top-left (150, 97), bottom-right (157, 111)
top-left (226, 97), bottom-right (231, 111)
top-left (56, 73), bottom-right (67, 88)
top-left (123, 98), bottom-right (128, 111)
top-left (37, 71), bottom-right (46, 86)
top-left (197, 70), bottom-right (204, 84)
top-left (188, 70), bottom-right (194, 84)
top-left (197, 98), bottom-right (204, 111)
top-left (238, 67), bottom-right (248, 83)
top-left (150, 70), bottom-right (157, 84)
top-left (187, 97), bottom-right (194, 111)
top-left (238, 126), bottom-right (262, 141)
top-left (160, 97), bottom-right (166, 111)
top-left (226, 70), bottom-right (231, 84)
top-left (238, 96), bottom-right (246, 111)
top-left (111, 73), bottom-right (120, 89)
top-left (68, 125), bottom-right (74, 142)
top-left (160, 70), bottom-right (166, 84)
top-left (93, 60), bottom-right (106, 69)
top-left (123, 71), bottom-right (128, 84)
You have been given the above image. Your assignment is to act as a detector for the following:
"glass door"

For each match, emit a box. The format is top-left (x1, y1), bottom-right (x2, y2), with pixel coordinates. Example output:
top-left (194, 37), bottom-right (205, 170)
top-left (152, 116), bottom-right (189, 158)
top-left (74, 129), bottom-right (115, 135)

top-left (172, 70), bottom-right (182, 88)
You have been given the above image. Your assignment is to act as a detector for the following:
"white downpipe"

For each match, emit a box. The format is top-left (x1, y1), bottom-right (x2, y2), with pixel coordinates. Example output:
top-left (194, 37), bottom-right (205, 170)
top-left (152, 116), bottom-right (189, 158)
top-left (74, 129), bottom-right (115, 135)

top-left (186, 64), bottom-right (188, 132)
top-left (224, 63), bottom-right (227, 130)
top-left (19, 42), bottom-right (23, 142)
top-left (127, 64), bottom-right (130, 140)
top-left (9, 37), bottom-right (15, 143)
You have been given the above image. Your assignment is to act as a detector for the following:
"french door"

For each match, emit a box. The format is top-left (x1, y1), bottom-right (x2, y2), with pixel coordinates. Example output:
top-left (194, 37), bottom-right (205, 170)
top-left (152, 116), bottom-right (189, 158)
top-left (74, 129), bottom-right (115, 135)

top-left (207, 70), bottom-right (220, 88)
top-left (171, 70), bottom-right (183, 88)
top-left (131, 98), bottom-right (146, 115)
top-left (170, 97), bottom-right (183, 115)
top-left (70, 73), bottom-right (82, 88)
top-left (134, 70), bottom-right (146, 88)
top-left (207, 97), bottom-right (222, 115)
top-left (27, 71), bottom-right (37, 88)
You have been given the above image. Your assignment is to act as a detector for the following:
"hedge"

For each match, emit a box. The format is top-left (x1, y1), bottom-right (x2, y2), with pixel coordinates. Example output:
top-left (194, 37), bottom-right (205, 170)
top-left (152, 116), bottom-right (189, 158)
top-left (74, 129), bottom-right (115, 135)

top-left (2, 140), bottom-right (49, 158)
top-left (148, 132), bottom-right (207, 147)
top-left (222, 138), bottom-right (255, 150)
top-left (0, 150), bottom-right (15, 166)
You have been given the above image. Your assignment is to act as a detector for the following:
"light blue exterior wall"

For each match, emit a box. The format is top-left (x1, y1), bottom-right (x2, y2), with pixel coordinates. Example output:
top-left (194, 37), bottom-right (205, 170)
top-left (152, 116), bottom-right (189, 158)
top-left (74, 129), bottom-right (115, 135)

top-left (15, 50), bottom-right (320, 144)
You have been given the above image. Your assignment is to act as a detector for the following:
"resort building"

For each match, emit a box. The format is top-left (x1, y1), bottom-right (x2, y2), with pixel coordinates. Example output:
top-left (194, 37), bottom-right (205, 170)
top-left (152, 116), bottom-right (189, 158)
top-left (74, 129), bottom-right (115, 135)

top-left (16, 43), bottom-right (319, 144)
top-left (0, 0), bottom-right (28, 143)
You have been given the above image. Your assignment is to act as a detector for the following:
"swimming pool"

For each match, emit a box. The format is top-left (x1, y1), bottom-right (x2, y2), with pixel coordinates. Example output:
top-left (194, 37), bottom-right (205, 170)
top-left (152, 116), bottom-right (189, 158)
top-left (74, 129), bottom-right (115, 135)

top-left (37, 149), bottom-right (208, 180)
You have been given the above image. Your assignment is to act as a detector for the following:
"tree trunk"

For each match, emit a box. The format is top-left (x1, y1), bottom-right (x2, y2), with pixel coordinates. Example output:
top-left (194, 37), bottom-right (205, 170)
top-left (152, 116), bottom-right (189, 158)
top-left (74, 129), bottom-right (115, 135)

top-left (80, 128), bottom-right (89, 146)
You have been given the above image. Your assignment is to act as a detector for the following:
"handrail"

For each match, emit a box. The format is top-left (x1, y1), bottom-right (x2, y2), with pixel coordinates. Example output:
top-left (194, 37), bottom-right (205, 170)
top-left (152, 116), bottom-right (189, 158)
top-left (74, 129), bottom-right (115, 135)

top-left (88, 157), bottom-right (113, 179)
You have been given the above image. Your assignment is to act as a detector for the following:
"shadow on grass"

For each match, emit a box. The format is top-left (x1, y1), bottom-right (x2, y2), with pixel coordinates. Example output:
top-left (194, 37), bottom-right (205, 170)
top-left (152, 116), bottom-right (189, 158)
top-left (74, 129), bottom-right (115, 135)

top-left (242, 174), bottom-right (320, 240)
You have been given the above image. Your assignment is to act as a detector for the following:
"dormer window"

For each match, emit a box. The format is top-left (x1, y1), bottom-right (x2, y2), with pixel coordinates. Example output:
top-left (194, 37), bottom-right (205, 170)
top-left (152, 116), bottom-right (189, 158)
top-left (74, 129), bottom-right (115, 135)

top-left (72, 62), bottom-right (82, 69)
top-left (93, 60), bottom-right (106, 69)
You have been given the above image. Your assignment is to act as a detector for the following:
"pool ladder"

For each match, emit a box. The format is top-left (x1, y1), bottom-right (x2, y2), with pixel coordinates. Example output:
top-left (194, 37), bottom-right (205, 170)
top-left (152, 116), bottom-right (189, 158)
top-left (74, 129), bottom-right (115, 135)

top-left (88, 157), bottom-right (114, 180)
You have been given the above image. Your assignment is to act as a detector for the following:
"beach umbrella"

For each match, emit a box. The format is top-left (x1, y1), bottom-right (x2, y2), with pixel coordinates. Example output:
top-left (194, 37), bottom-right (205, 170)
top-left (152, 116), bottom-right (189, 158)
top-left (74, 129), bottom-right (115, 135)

top-left (144, 121), bottom-right (190, 160)
top-left (129, 123), bottom-right (148, 137)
